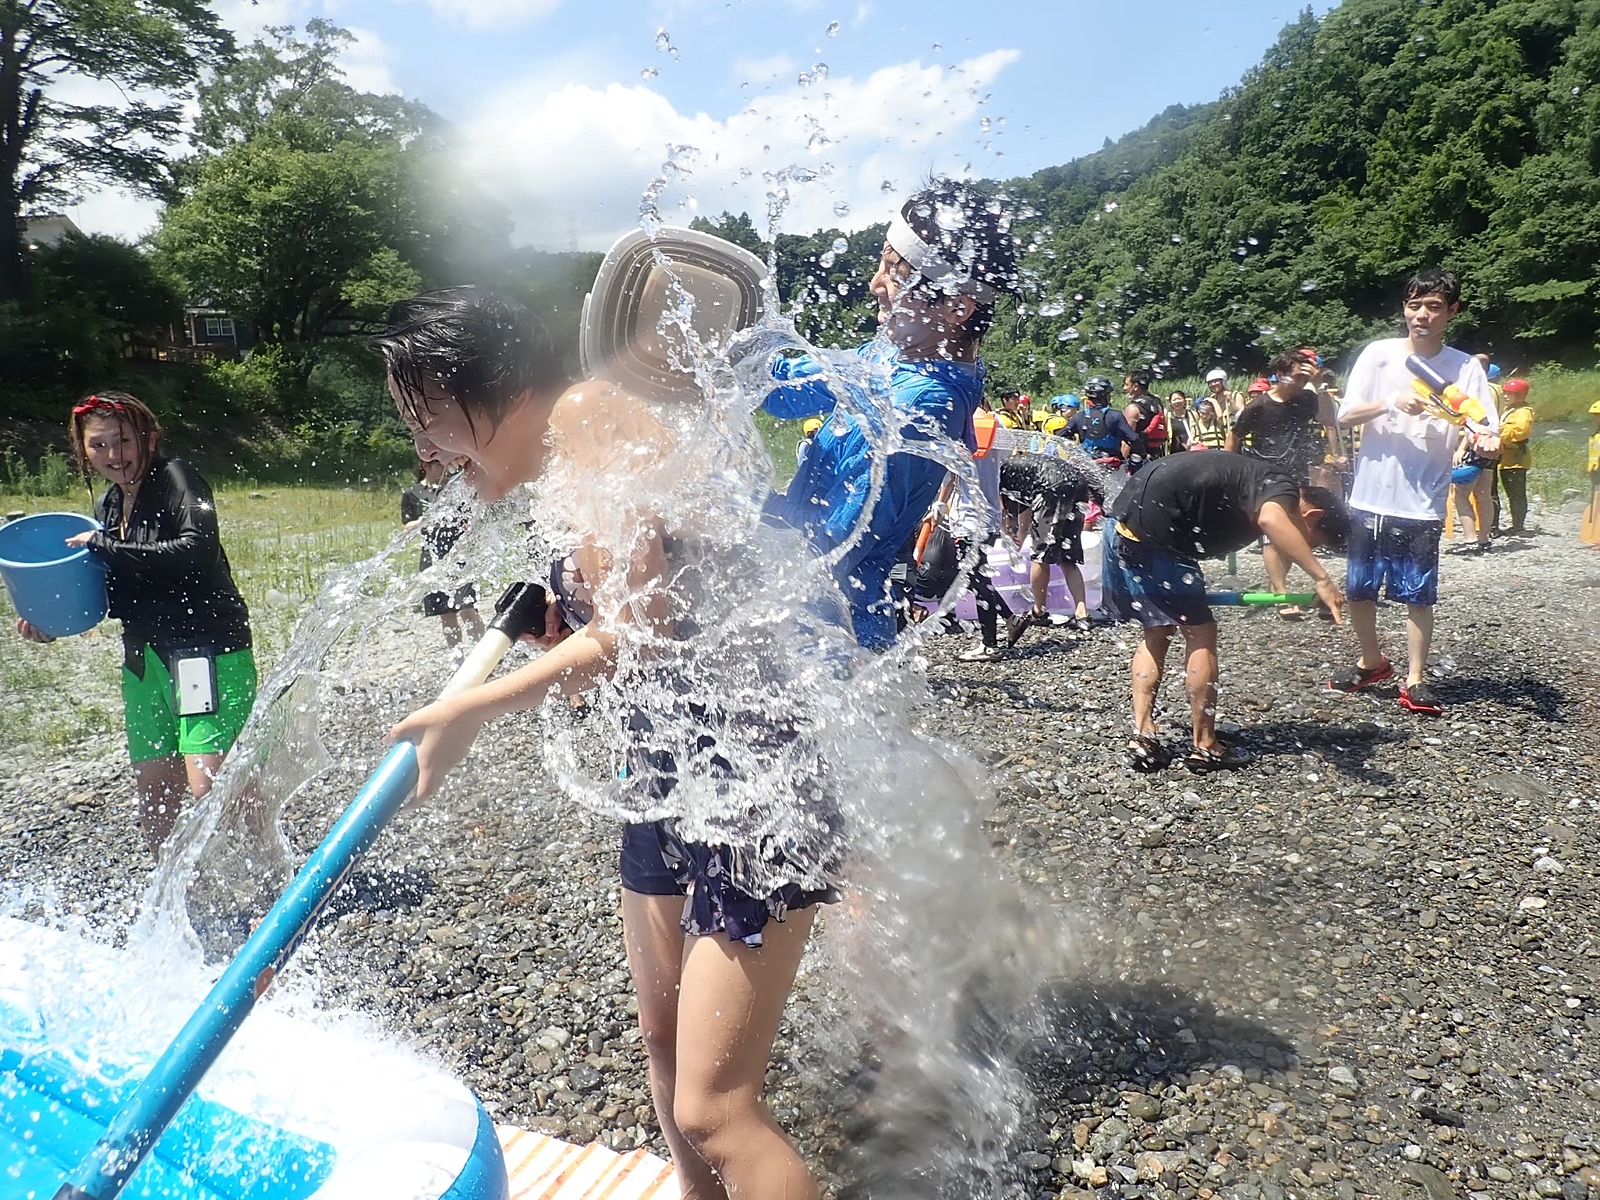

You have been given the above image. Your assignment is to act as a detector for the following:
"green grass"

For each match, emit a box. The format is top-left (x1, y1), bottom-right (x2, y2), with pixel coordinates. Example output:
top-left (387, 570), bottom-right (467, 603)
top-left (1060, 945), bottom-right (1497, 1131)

top-left (0, 483), bottom-right (402, 756)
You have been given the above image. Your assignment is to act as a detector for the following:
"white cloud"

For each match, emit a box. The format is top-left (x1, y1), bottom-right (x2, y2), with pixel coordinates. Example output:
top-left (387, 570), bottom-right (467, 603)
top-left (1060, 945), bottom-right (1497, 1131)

top-left (340, 26), bottom-right (401, 95)
top-left (62, 188), bottom-right (162, 243)
top-left (405, 0), bottom-right (564, 29)
top-left (459, 48), bottom-right (1021, 250)
top-left (732, 54), bottom-right (798, 85)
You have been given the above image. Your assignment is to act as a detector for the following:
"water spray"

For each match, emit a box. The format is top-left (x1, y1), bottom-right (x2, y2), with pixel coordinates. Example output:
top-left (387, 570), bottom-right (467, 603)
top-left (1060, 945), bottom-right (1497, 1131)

top-left (51, 583), bottom-right (547, 1200)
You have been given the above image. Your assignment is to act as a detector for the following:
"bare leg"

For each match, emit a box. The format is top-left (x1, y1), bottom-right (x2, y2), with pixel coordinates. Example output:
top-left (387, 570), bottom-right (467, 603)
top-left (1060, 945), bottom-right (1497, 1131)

top-left (185, 752), bottom-right (225, 801)
top-left (1179, 622), bottom-right (1221, 751)
top-left (1452, 483), bottom-right (1480, 544)
top-left (621, 891), bottom-right (726, 1199)
top-left (1061, 563), bottom-right (1088, 618)
top-left (133, 756), bottom-right (187, 850)
top-left (1028, 561), bottom-right (1050, 615)
top-left (671, 911), bottom-right (819, 1200)
top-left (1131, 625), bottom-right (1174, 738)
top-left (1405, 604), bottom-right (1435, 688)
top-left (1471, 472), bottom-right (1494, 546)
top-left (440, 610), bottom-right (462, 649)
top-left (1349, 600), bottom-right (1384, 670)
top-left (1261, 540), bottom-right (1290, 592)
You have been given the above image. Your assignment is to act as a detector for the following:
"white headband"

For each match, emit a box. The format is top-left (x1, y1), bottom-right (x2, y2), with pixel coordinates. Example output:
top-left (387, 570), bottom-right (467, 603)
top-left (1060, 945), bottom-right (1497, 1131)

top-left (886, 213), bottom-right (999, 304)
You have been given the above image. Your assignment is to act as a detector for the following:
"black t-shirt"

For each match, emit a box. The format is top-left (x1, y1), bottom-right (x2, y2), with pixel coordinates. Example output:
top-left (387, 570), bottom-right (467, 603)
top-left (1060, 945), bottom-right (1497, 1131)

top-left (1000, 454), bottom-right (1089, 506)
top-left (1232, 389), bottom-right (1322, 482)
top-left (1110, 451), bottom-right (1298, 559)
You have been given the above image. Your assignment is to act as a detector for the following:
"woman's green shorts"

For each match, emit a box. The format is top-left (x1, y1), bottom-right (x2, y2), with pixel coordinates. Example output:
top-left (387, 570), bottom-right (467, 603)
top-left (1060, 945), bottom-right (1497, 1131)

top-left (121, 645), bottom-right (257, 763)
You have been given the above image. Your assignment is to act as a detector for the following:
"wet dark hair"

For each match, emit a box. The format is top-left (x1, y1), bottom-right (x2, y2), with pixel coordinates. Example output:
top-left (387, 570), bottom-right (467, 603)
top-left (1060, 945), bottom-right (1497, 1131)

top-left (1269, 348), bottom-right (1314, 380)
top-left (1403, 268), bottom-right (1460, 307)
top-left (373, 288), bottom-right (566, 438)
top-left (70, 391), bottom-right (160, 487)
top-left (1299, 484), bottom-right (1350, 554)
top-left (900, 179), bottom-right (1019, 342)
top-left (1126, 367), bottom-right (1154, 390)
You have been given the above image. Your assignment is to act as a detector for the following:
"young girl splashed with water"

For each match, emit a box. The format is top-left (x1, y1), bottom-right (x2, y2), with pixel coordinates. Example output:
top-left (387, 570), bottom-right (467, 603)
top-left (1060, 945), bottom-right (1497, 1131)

top-left (373, 181), bottom-right (1039, 1199)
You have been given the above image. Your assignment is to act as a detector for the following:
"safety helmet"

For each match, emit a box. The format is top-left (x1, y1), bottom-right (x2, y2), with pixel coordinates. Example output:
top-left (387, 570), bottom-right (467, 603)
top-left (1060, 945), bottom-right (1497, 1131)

top-left (1502, 379), bottom-right (1530, 396)
top-left (1042, 415), bottom-right (1069, 436)
top-left (802, 417), bottom-right (823, 437)
top-left (1083, 375), bottom-right (1114, 402)
top-left (1061, 394), bottom-right (1081, 410)
top-left (1451, 463), bottom-right (1482, 486)
top-left (1487, 364), bottom-right (1503, 381)
top-left (1589, 400), bottom-right (1600, 416)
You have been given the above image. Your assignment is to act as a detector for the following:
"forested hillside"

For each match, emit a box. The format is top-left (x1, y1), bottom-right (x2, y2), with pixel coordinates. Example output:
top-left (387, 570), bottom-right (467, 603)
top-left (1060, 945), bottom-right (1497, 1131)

top-left (5, 0), bottom-right (1598, 479)
top-left (986, 0), bottom-right (1600, 391)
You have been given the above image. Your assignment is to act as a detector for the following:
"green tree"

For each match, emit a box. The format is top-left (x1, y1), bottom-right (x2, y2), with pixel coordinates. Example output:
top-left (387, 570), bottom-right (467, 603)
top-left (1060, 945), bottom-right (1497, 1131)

top-left (155, 135), bottom-right (419, 343)
top-left (0, 0), bottom-right (232, 303)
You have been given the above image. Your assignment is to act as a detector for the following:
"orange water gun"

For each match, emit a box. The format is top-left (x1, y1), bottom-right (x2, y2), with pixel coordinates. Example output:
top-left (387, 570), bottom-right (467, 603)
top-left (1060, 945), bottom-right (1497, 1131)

top-left (1405, 355), bottom-right (1488, 426)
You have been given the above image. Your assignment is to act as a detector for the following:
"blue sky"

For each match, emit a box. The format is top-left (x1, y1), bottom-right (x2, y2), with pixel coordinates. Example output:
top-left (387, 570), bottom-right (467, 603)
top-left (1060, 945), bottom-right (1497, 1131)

top-left (70, 0), bottom-right (1335, 248)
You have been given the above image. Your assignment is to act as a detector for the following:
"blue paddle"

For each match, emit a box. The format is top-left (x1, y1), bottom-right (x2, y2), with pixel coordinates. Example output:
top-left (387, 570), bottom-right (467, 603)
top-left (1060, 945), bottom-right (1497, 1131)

top-left (54, 582), bottom-right (547, 1200)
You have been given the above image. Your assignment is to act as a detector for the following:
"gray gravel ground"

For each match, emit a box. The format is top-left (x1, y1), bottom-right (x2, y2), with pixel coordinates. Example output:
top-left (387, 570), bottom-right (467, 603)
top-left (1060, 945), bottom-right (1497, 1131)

top-left (2, 498), bottom-right (1597, 1200)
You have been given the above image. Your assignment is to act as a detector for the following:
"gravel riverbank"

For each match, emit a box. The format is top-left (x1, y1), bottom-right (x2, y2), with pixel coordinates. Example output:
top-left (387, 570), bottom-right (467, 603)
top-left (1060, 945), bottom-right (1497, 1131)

top-left (2, 501), bottom-right (1597, 1200)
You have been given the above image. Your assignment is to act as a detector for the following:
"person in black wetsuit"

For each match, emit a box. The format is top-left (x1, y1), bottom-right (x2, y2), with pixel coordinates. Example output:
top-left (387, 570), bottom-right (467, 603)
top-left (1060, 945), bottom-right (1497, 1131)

top-left (999, 451), bottom-right (1095, 632)
top-left (1102, 452), bottom-right (1349, 773)
top-left (13, 392), bottom-right (255, 849)
top-left (400, 458), bottom-right (484, 648)
top-left (372, 288), bottom-right (830, 1199)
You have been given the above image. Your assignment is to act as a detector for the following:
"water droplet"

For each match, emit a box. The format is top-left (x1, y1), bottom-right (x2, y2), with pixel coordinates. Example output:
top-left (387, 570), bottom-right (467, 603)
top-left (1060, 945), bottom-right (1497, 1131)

top-left (826, 19), bottom-right (840, 36)
top-left (837, 282), bottom-right (850, 296)
top-left (832, 204), bottom-right (850, 220)
top-left (1037, 300), bottom-right (1065, 318)
top-left (1573, 86), bottom-right (1582, 95)
top-left (832, 236), bottom-right (849, 253)
top-left (640, 67), bottom-right (658, 80)
top-left (980, 116), bottom-right (991, 132)
top-left (1104, 201), bottom-right (1119, 213)
top-left (1300, 279), bottom-right (1319, 292)
top-left (818, 251), bottom-right (837, 269)
top-left (1058, 328), bottom-right (1081, 342)
top-left (654, 28), bottom-right (675, 55)
top-left (880, 179), bottom-right (896, 194)
top-left (1247, 236), bottom-right (1259, 246)
top-left (1170, 234), bottom-right (1183, 244)
top-left (813, 62), bottom-right (829, 80)
top-left (931, 42), bottom-right (942, 51)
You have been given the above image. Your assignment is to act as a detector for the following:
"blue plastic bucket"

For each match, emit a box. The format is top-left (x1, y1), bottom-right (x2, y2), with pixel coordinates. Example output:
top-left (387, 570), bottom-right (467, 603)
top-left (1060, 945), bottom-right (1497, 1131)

top-left (0, 512), bottom-right (108, 637)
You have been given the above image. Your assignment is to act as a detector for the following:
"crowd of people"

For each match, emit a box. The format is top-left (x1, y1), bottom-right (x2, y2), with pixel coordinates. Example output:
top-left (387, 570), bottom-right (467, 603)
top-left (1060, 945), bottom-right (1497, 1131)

top-left (8, 172), bottom-right (1594, 1198)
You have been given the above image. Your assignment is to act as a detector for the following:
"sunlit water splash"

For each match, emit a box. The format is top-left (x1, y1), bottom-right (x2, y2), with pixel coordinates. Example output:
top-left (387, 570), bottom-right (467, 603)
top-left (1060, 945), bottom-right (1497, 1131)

top-left (5, 146), bottom-right (1128, 1194)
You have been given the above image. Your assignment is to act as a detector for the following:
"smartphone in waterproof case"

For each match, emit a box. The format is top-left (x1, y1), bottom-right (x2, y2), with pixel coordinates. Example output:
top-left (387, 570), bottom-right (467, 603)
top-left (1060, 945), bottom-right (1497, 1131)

top-left (173, 654), bottom-right (219, 717)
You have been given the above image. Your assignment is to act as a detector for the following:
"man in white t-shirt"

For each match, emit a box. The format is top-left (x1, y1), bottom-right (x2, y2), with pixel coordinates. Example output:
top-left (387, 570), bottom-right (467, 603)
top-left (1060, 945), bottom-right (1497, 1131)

top-left (1327, 269), bottom-right (1496, 716)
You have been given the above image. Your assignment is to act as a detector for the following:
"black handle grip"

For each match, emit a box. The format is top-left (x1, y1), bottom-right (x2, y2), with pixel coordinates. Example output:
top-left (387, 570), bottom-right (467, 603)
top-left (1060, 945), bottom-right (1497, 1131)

top-left (489, 582), bottom-right (547, 640)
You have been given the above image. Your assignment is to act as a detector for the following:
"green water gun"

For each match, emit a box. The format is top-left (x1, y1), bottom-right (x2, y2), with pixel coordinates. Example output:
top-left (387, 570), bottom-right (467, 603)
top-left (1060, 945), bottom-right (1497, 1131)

top-left (1206, 591), bottom-right (1316, 606)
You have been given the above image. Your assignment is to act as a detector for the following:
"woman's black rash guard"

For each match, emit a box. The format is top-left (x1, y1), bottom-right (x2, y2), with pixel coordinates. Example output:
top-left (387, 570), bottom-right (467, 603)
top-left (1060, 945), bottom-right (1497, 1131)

top-left (89, 456), bottom-right (252, 658)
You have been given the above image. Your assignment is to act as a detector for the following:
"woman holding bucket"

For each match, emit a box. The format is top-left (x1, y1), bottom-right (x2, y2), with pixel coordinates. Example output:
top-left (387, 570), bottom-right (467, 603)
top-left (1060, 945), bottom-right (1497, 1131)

top-left (13, 393), bottom-right (256, 850)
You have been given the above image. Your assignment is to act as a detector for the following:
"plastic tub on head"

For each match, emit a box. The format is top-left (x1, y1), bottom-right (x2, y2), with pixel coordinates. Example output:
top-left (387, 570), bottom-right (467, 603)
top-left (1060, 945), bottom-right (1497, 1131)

top-left (0, 512), bottom-right (108, 638)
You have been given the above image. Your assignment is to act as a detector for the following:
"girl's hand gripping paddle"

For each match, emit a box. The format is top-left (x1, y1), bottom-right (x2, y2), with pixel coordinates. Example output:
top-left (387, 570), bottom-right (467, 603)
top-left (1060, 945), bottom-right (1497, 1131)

top-left (54, 582), bottom-right (547, 1200)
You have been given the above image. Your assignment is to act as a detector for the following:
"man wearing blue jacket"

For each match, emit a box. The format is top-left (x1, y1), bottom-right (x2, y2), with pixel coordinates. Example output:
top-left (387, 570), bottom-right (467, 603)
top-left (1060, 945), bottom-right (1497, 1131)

top-left (761, 180), bottom-right (1019, 649)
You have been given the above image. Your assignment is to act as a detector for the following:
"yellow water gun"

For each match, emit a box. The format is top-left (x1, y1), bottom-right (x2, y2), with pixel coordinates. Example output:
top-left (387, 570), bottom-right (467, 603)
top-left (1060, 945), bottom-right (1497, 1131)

top-left (1405, 355), bottom-right (1488, 426)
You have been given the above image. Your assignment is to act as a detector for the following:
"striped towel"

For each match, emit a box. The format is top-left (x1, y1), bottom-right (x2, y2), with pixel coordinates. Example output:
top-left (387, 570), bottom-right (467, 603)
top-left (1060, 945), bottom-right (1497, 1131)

top-left (498, 1125), bottom-right (680, 1200)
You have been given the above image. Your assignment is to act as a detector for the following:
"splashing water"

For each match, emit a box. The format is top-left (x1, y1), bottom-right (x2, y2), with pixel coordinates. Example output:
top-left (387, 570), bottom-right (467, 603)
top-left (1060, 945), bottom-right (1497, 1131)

top-left (6, 130), bottom-right (1129, 1197)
